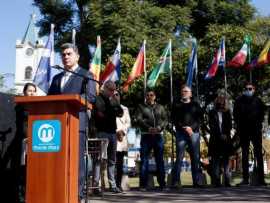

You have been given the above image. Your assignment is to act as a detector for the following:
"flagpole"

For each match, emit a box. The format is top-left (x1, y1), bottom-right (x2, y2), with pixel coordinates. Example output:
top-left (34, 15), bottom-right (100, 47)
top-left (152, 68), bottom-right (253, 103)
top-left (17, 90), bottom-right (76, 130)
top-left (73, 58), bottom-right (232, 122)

top-left (72, 28), bottom-right (76, 46)
top-left (195, 44), bottom-right (199, 100)
top-left (223, 37), bottom-right (228, 96)
top-left (168, 39), bottom-right (175, 165)
top-left (169, 39), bottom-right (173, 105)
top-left (143, 40), bottom-right (147, 96)
top-left (248, 37), bottom-right (252, 83)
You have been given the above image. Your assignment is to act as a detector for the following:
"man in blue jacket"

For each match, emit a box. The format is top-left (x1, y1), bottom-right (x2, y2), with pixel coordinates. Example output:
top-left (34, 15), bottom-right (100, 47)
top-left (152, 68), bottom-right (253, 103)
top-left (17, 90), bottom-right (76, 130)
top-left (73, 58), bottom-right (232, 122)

top-left (48, 43), bottom-right (96, 201)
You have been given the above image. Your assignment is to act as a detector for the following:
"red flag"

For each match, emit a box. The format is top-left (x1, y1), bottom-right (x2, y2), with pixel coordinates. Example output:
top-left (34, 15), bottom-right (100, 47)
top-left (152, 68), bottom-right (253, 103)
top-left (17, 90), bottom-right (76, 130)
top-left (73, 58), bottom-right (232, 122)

top-left (122, 41), bottom-right (145, 92)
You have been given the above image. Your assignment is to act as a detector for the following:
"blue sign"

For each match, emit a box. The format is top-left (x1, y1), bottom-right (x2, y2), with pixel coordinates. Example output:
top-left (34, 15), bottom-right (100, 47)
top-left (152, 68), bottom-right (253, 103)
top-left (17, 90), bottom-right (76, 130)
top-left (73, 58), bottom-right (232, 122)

top-left (32, 120), bottom-right (61, 152)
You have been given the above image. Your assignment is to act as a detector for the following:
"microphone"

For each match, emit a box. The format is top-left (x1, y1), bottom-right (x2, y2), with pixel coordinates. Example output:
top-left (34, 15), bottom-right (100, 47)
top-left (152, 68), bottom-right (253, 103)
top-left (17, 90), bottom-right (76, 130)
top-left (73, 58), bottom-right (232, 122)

top-left (52, 65), bottom-right (65, 71)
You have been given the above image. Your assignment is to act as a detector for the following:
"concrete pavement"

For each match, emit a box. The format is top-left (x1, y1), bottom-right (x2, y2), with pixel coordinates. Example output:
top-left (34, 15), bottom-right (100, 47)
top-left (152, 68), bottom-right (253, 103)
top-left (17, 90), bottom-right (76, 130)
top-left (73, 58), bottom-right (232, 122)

top-left (89, 186), bottom-right (270, 203)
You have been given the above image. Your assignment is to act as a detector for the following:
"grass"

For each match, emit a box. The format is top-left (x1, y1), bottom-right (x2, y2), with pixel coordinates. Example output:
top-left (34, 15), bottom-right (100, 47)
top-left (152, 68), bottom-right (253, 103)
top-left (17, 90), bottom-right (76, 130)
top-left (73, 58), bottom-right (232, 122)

top-left (126, 171), bottom-right (270, 188)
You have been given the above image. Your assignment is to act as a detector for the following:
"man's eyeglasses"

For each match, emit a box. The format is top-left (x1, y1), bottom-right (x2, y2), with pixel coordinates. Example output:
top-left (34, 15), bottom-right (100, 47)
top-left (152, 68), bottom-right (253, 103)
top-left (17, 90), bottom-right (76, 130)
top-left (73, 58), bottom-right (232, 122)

top-left (146, 94), bottom-right (154, 97)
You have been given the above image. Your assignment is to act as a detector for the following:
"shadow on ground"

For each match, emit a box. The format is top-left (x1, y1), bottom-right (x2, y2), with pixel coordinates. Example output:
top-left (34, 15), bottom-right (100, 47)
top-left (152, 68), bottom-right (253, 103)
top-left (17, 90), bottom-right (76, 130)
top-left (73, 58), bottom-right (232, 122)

top-left (90, 186), bottom-right (270, 202)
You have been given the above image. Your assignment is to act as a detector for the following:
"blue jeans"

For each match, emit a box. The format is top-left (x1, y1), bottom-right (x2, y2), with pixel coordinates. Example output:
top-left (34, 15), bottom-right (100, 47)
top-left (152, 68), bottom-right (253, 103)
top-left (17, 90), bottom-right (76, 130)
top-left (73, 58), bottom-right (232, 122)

top-left (93, 132), bottom-right (117, 188)
top-left (139, 134), bottom-right (165, 188)
top-left (171, 131), bottom-right (200, 186)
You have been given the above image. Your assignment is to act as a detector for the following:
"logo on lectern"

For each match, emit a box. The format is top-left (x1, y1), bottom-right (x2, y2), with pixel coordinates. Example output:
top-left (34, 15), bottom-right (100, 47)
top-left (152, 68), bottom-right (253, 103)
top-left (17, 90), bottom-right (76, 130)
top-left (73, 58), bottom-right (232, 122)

top-left (38, 124), bottom-right (55, 143)
top-left (32, 120), bottom-right (61, 152)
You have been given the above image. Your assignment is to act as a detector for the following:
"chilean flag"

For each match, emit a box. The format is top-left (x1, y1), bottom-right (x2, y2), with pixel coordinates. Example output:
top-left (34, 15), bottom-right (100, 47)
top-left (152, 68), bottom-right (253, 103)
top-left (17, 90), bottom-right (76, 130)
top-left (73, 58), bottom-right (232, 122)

top-left (100, 38), bottom-right (121, 83)
top-left (205, 38), bottom-right (225, 79)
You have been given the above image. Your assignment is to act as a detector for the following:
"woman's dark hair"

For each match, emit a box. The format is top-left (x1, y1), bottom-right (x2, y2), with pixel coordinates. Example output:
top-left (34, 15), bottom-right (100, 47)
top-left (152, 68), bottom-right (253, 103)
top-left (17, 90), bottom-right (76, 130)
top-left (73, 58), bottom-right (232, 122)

top-left (23, 82), bottom-right (37, 95)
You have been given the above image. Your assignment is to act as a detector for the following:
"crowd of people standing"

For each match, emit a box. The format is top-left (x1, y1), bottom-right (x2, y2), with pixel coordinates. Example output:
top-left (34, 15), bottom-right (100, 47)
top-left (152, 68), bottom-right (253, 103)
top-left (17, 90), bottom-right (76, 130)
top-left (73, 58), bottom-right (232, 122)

top-left (15, 43), bottom-right (269, 203)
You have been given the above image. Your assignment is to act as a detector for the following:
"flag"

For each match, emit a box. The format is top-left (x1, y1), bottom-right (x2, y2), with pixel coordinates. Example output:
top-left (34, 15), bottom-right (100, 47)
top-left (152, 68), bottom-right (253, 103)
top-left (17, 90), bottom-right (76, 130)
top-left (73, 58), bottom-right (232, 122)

top-left (147, 40), bottom-right (172, 87)
top-left (205, 38), bottom-right (225, 79)
top-left (100, 38), bottom-right (121, 83)
top-left (33, 24), bottom-right (54, 93)
top-left (227, 35), bottom-right (251, 68)
top-left (245, 58), bottom-right (257, 70)
top-left (186, 40), bottom-right (197, 88)
top-left (257, 39), bottom-right (270, 66)
top-left (89, 36), bottom-right (101, 93)
top-left (123, 40), bottom-right (145, 92)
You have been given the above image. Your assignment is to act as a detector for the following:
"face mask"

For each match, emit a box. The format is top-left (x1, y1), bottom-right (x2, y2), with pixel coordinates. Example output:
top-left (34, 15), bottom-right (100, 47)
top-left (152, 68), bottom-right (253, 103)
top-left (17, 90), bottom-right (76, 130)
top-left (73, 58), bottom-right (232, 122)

top-left (243, 90), bottom-right (254, 97)
top-left (181, 97), bottom-right (189, 103)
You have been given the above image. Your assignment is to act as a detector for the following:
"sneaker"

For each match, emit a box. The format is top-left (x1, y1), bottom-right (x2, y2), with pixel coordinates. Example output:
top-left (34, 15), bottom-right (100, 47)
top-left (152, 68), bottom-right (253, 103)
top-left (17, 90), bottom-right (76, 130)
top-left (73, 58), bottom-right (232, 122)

top-left (110, 187), bottom-right (122, 193)
top-left (236, 180), bottom-right (249, 186)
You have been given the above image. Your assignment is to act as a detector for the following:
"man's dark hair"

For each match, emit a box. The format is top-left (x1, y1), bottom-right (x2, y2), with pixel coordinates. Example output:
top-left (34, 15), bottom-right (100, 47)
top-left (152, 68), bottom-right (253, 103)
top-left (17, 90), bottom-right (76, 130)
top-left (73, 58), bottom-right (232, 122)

top-left (244, 82), bottom-right (255, 88)
top-left (60, 43), bottom-right (79, 54)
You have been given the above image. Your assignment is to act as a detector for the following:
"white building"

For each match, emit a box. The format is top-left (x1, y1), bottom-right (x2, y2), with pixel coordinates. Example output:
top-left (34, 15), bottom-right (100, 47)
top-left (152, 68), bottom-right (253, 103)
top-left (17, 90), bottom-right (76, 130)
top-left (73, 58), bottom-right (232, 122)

top-left (14, 14), bottom-right (45, 95)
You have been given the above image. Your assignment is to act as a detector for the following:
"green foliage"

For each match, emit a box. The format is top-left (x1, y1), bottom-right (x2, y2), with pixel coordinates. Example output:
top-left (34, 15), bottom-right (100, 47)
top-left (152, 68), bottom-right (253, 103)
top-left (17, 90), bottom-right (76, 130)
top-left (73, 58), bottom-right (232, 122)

top-left (0, 75), bottom-right (4, 89)
top-left (33, 0), bottom-right (270, 159)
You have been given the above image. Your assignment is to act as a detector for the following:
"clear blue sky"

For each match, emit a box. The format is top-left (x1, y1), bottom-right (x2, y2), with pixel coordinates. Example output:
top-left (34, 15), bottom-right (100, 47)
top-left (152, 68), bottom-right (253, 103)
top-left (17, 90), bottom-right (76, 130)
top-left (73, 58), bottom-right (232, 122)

top-left (0, 0), bottom-right (269, 90)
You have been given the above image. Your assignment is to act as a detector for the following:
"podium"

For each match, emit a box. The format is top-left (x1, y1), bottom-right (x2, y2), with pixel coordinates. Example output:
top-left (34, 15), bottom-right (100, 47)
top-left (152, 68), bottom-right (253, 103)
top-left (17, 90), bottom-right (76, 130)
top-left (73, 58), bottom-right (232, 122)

top-left (15, 95), bottom-right (92, 203)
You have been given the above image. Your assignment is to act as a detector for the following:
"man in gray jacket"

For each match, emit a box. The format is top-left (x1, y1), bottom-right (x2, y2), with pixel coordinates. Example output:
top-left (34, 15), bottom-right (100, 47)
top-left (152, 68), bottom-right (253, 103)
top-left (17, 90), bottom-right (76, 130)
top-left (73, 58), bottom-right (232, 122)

top-left (135, 90), bottom-right (168, 190)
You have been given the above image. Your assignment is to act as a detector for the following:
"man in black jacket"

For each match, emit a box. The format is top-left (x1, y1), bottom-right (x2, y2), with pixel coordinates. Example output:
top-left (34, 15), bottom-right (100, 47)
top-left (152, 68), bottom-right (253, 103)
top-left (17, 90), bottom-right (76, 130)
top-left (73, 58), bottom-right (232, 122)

top-left (234, 83), bottom-right (266, 186)
top-left (135, 90), bottom-right (168, 190)
top-left (171, 85), bottom-right (204, 188)
top-left (93, 80), bottom-right (123, 193)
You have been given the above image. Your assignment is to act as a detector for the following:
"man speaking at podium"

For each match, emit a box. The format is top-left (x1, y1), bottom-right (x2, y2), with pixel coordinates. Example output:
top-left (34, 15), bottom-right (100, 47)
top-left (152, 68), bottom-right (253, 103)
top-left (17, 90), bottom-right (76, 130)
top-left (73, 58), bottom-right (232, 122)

top-left (48, 43), bottom-right (96, 202)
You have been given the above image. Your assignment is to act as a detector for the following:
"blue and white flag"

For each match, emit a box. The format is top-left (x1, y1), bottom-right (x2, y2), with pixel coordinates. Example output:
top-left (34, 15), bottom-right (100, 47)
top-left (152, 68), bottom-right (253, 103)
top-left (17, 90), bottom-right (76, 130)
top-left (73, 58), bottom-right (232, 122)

top-left (33, 24), bottom-right (54, 93)
top-left (186, 39), bottom-right (197, 88)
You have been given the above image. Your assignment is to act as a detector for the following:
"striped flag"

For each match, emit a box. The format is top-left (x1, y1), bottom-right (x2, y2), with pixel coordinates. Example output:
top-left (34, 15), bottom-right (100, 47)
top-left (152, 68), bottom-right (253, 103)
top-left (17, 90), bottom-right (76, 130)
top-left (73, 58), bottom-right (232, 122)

top-left (147, 40), bottom-right (172, 87)
top-left (205, 38), bottom-right (225, 79)
top-left (186, 39), bottom-right (197, 88)
top-left (123, 40), bottom-right (146, 92)
top-left (100, 38), bottom-right (121, 83)
top-left (89, 36), bottom-right (101, 93)
top-left (227, 35), bottom-right (251, 68)
top-left (33, 24), bottom-right (54, 94)
top-left (257, 39), bottom-right (270, 66)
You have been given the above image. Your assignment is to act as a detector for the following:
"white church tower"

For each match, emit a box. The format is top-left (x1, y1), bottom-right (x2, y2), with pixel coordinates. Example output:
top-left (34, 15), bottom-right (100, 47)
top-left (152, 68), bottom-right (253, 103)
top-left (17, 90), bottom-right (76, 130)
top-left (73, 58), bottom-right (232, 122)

top-left (14, 14), bottom-right (45, 95)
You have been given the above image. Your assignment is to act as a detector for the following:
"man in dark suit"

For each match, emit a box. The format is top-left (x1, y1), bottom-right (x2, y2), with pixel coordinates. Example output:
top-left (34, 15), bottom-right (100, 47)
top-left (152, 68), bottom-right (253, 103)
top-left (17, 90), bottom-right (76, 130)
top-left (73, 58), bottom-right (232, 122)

top-left (48, 43), bottom-right (96, 201)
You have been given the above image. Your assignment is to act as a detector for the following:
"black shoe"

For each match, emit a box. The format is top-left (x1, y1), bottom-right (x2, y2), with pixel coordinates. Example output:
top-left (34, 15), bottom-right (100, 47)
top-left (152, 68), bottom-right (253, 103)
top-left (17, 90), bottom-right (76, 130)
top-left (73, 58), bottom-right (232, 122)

top-left (224, 183), bottom-right (231, 187)
top-left (139, 187), bottom-right (148, 192)
top-left (92, 188), bottom-right (102, 196)
top-left (193, 183), bottom-right (204, 188)
top-left (258, 181), bottom-right (268, 186)
top-left (236, 180), bottom-right (249, 186)
top-left (110, 187), bottom-right (122, 193)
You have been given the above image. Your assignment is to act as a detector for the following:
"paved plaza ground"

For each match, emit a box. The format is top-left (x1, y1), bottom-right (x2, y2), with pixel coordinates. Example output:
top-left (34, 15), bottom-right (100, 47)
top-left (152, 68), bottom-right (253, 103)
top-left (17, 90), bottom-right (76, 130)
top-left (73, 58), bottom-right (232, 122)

top-left (90, 186), bottom-right (270, 203)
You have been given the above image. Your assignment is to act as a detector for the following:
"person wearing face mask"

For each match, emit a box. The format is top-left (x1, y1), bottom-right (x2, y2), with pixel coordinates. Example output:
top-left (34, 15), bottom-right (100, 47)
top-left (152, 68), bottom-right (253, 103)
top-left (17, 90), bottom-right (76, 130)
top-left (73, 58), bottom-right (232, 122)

top-left (233, 83), bottom-right (267, 186)
top-left (208, 95), bottom-right (232, 187)
top-left (135, 90), bottom-right (168, 191)
top-left (171, 85), bottom-right (204, 188)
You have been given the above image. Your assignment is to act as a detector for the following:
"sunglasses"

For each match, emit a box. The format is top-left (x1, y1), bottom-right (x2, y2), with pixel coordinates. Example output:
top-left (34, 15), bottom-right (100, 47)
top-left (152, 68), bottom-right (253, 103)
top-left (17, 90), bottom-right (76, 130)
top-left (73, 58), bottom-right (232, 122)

top-left (245, 87), bottom-right (253, 91)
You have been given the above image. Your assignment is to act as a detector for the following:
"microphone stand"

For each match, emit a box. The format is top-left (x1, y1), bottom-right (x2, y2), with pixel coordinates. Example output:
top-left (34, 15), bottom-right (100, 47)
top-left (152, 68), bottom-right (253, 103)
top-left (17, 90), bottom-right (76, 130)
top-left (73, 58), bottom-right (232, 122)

top-left (52, 65), bottom-right (99, 202)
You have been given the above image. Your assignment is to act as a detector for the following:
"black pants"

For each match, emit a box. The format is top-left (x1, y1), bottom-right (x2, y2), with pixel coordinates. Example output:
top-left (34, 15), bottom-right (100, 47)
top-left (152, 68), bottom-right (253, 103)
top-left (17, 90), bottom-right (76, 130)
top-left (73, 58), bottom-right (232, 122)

top-left (240, 129), bottom-right (264, 183)
top-left (116, 151), bottom-right (127, 188)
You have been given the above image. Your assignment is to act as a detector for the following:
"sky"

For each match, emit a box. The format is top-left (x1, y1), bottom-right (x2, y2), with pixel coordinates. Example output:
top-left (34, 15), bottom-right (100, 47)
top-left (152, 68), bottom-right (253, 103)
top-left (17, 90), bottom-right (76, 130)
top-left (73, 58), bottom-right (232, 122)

top-left (0, 0), bottom-right (269, 90)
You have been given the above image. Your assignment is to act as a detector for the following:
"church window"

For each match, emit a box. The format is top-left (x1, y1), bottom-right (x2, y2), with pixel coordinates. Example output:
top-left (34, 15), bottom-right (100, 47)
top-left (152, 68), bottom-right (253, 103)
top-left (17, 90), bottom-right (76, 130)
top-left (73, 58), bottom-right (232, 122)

top-left (25, 66), bottom-right (33, 80)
